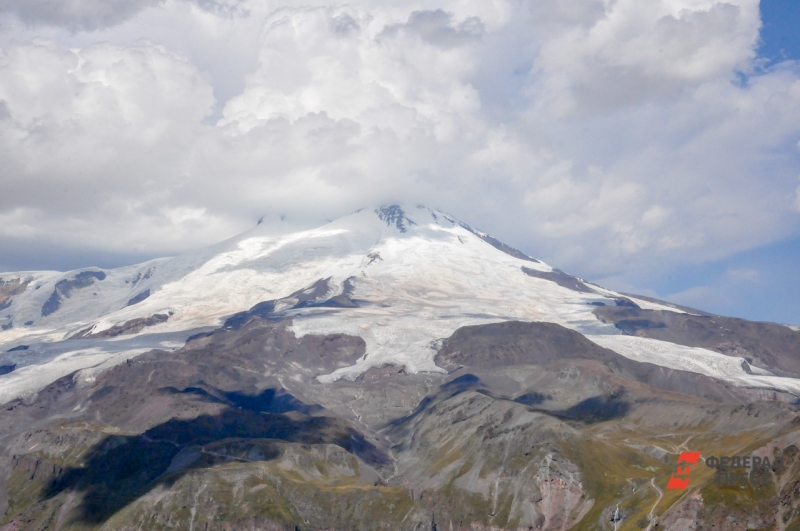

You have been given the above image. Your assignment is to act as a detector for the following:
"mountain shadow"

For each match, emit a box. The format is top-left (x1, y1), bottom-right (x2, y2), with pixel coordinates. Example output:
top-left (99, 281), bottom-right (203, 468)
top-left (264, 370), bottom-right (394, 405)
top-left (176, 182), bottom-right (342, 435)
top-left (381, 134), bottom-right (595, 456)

top-left (558, 390), bottom-right (630, 423)
top-left (40, 401), bottom-right (386, 526)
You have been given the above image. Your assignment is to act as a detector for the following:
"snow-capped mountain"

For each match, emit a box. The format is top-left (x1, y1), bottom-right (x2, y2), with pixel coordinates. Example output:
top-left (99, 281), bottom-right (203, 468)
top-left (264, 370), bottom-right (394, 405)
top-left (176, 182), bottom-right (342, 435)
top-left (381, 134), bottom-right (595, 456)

top-left (4, 205), bottom-right (800, 531)
top-left (2, 205), bottom-right (798, 403)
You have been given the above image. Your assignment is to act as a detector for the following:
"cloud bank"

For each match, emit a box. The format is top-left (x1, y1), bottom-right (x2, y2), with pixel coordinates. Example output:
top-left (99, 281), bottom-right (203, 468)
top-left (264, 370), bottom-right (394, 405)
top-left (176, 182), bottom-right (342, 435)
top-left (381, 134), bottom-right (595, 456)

top-left (0, 0), bottom-right (798, 301)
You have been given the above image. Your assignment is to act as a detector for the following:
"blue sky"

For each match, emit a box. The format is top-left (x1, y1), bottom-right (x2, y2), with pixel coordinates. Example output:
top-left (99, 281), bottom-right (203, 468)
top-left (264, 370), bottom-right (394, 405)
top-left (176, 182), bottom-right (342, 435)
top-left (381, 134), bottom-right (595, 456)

top-left (621, 234), bottom-right (800, 324)
top-left (760, 0), bottom-right (800, 65)
top-left (640, 0), bottom-right (800, 323)
top-left (0, 0), bottom-right (798, 325)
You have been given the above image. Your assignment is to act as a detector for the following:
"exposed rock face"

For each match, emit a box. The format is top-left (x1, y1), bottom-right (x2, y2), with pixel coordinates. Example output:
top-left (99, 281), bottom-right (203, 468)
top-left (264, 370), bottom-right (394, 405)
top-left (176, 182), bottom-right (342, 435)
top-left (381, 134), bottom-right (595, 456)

top-left (659, 491), bottom-right (703, 530)
top-left (130, 267), bottom-right (154, 286)
top-left (375, 205), bottom-right (417, 233)
top-left (521, 266), bottom-right (595, 293)
top-left (536, 454), bottom-right (593, 529)
top-left (70, 313), bottom-right (170, 339)
top-left (389, 386), bottom-right (594, 530)
top-left (0, 279), bottom-right (29, 311)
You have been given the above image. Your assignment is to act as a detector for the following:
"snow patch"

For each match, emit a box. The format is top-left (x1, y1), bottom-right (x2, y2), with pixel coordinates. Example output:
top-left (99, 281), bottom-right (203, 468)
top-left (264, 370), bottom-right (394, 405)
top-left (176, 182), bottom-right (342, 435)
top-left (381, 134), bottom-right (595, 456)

top-left (588, 335), bottom-right (800, 394)
top-left (0, 346), bottom-right (149, 404)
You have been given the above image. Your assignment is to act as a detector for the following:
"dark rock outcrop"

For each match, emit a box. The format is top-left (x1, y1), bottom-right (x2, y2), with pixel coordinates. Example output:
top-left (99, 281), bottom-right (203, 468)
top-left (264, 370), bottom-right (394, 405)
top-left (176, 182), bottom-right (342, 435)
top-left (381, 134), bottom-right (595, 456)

top-left (70, 314), bottom-right (169, 339)
top-left (521, 266), bottom-right (595, 293)
top-left (376, 205), bottom-right (417, 233)
top-left (224, 278), bottom-right (358, 330)
top-left (41, 271), bottom-right (106, 317)
top-left (0, 278), bottom-right (30, 311)
top-left (126, 289), bottom-right (150, 307)
top-left (5, 345), bottom-right (27, 352)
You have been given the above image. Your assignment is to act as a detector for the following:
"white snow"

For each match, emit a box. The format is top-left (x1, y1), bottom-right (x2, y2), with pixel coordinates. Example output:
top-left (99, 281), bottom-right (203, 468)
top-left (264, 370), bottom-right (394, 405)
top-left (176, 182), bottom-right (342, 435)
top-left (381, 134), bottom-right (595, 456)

top-left (588, 335), bottom-right (800, 394)
top-left (289, 219), bottom-right (617, 381)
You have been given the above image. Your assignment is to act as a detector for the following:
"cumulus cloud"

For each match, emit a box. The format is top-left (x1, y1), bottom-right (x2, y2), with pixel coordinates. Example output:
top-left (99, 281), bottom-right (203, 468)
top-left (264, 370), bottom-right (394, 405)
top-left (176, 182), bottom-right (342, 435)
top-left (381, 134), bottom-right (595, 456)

top-left (0, 0), bottom-right (798, 290)
top-left (531, 0), bottom-right (761, 113)
top-left (0, 39), bottom-right (228, 254)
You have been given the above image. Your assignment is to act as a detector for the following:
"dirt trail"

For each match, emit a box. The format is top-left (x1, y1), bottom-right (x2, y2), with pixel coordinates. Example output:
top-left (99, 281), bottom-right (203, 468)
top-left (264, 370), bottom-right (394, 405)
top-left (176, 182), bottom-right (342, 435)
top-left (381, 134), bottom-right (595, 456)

top-left (646, 478), bottom-right (663, 531)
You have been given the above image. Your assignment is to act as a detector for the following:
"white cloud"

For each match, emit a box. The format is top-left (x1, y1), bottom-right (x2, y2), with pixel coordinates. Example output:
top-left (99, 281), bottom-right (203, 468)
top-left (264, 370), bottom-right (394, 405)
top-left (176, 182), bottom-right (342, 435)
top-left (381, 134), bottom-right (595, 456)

top-left (727, 267), bottom-right (760, 283)
top-left (796, 176), bottom-right (800, 212)
top-left (0, 208), bottom-right (40, 238)
top-left (667, 285), bottom-right (730, 309)
top-left (531, 0), bottom-right (760, 114)
top-left (0, 0), bottom-right (798, 285)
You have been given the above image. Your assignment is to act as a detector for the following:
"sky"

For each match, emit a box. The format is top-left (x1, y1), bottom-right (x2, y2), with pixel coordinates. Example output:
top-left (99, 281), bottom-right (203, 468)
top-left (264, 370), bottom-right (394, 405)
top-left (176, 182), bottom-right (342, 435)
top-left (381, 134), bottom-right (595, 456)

top-left (0, 0), bottom-right (798, 324)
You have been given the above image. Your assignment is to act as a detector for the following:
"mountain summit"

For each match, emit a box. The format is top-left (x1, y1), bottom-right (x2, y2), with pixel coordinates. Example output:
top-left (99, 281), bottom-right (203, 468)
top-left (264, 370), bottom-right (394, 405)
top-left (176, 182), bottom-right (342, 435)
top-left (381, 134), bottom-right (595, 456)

top-left (1, 205), bottom-right (800, 530)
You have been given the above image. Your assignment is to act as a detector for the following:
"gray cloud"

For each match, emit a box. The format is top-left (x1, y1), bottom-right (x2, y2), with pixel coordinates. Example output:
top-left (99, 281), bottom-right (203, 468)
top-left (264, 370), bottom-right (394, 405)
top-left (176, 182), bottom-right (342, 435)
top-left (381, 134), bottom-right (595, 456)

top-left (329, 12), bottom-right (359, 35)
top-left (193, 0), bottom-right (249, 18)
top-left (0, 0), bottom-right (164, 31)
top-left (381, 9), bottom-right (484, 48)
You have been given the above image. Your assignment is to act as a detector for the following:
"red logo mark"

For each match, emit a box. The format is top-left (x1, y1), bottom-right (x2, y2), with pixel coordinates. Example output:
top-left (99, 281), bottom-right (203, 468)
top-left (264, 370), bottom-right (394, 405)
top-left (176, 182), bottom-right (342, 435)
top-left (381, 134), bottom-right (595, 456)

top-left (666, 452), bottom-right (702, 489)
